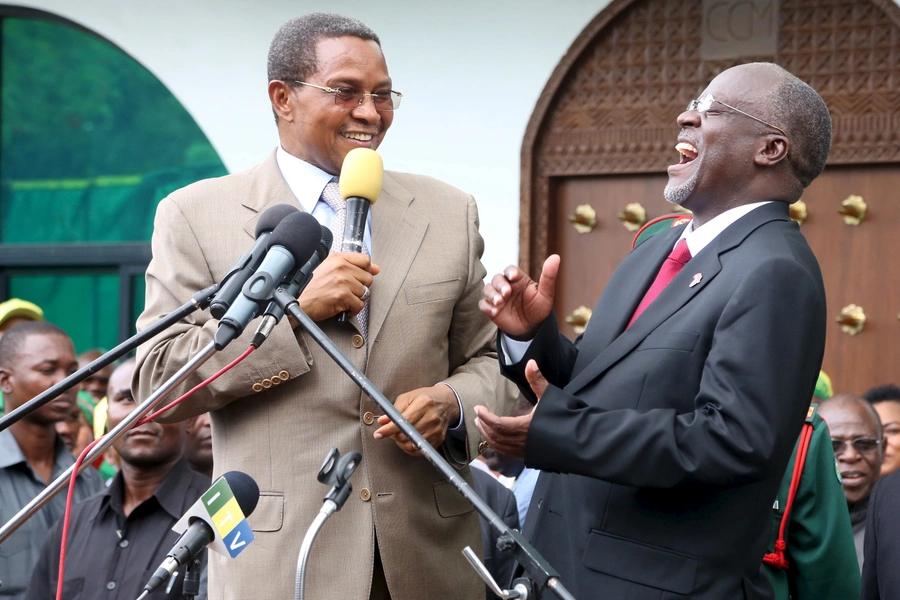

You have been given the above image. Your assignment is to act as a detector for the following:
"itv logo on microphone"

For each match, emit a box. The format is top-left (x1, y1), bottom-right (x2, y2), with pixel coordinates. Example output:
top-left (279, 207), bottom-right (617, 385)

top-left (173, 475), bottom-right (256, 558)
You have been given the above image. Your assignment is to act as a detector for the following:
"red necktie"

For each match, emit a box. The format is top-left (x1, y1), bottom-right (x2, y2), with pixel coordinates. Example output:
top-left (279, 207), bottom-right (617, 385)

top-left (627, 239), bottom-right (692, 328)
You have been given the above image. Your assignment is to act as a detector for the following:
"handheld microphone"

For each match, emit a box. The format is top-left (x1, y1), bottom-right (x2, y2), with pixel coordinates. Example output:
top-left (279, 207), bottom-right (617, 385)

top-left (142, 471), bottom-right (260, 596)
top-left (209, 204), bottom-right (299, 319)
top-left (338, 147), bottom-right (383, 254)
top-left (214, 212), bottom-right (321, 350)
top-left (251, 226), bottom-right (333, 347)
top-left (337, 148), bottom-right (383, 323)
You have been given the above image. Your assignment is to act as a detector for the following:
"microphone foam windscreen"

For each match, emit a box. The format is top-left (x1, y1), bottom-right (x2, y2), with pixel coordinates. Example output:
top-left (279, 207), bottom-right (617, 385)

top-left (339, 148), bottom-right (383, 204)
top-left (319, 225), bottom-right (334, 256)
top-left (268, 212), bottom-right (323, 267)
top-left (254, 204), bottom-right (299, 238)
top-left (222, 471), bottom-right (261, 516)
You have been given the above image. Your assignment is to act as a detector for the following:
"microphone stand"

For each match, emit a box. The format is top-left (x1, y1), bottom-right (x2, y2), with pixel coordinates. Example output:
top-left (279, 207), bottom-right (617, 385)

top-left (0, 283), bottom-right (219, 433)
top-left (0, 341), bottom-right (219, 544)
top-left (295, 448), bottom-right (361, 600)
top-left (272, 289), bottom-right (576, 600)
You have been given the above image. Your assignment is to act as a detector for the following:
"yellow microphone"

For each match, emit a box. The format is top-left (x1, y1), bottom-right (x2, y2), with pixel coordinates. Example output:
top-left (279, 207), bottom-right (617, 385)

top-left (338, 148), bottom-right (383, 254)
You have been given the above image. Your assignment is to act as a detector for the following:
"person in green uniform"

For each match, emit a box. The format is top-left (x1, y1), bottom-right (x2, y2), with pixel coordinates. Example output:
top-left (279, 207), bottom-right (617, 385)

top-left (762, 371), bottom-right (860, 598)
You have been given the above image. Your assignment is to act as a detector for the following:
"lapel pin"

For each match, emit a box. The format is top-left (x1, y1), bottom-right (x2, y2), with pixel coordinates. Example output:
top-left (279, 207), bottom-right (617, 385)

top-left (689, 273), bottom-right (702, 288)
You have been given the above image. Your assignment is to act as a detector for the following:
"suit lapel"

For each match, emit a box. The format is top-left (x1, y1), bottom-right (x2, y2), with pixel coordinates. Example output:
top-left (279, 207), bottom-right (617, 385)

top-left (570, 227), bottom-right (684, 375)
top-left (565, 202), bottom-right (790, 395)
top-left (367, 173), bottom-right (427, 343)
top-left (240, 150), bottom-right (303, 240)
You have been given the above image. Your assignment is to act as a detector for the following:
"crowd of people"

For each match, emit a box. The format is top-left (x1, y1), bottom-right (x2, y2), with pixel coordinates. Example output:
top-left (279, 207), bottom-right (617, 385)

top-left (3, 9), bottom-right (900, 600)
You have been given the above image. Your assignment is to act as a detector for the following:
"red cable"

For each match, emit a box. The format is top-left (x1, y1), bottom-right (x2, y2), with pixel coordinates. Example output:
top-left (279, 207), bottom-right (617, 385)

top-left (55, 344), bottom-right (256, 600)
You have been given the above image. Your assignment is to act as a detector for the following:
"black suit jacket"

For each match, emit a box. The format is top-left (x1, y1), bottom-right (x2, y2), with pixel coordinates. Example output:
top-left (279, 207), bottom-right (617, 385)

top-left (861, 470), bottom-right (900, 599)
top-left (502, 202), bottom-right (826, 599)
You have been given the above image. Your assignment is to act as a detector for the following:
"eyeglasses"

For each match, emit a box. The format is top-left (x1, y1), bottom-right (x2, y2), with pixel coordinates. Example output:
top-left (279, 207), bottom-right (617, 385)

top-left (687, 94), bottom-right (787, 137)
top-left (293, 81), bottom-right (402, 111)
top-left (831, 437), bottom-right (881, 456)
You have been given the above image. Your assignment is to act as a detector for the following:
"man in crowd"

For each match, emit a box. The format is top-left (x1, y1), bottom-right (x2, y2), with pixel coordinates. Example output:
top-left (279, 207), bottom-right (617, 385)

top-left (863, 384), bottom-right (900, 477)
top-left (476, 62), bottom-right (830, 598)
top-left (0, 322), bottom-right (103, 600)
top-left (27, 359), bottom-right (211, 600)
top-left (135, 12), bottom-right (514, 600)
top-left (0, 298), bottom-right (43, 412)
top-left (185, 413), bottom-right (212, 478)
top-left (819, 393), bottom-right (884, 570)
top-left (76, 349), bottom-right (115, 403)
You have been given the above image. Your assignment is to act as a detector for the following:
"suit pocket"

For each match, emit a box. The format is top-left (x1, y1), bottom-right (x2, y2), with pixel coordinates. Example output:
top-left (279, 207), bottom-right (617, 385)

top-left (637, 332), bottom-right (699, 353)
top-left (248, 492), bottom-right (284, 532)
top-left (405, 279), bottom-right (461, 305)
top-left (433, 477), bottom-right (476, 518)
top-left (582, 530), bottom-right (697, 595)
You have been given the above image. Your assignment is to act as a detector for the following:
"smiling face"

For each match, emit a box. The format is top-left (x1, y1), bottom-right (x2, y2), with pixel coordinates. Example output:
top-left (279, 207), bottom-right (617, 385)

top-left (107, 361), bottom-right (185, 469)
top-left (664, 65), bottom-right (783, 216)
top-left (275, 36), bottom-right (393, 176)
top-left (820, 396), bottom-right (884, 505)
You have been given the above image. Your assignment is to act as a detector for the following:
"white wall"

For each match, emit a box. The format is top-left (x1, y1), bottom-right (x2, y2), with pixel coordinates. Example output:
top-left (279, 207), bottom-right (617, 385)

top-left (12, 0), bottom-right (606, 280)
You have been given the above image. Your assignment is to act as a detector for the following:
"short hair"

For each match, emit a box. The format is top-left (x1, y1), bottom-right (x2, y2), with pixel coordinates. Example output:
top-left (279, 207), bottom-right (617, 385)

top-left (267, 13), bottom-right (380, 84)
top-left (863, 384), bottom-right (900, 405)
top-left (752, 63), bottom-right (832, 192)
top-left (0, 321), bottom-right (72, 368)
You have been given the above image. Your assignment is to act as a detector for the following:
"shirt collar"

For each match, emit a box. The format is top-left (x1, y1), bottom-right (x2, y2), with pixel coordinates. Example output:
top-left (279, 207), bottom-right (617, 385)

top-left (0, 428), bottom-right (26, 469)
top-left (677, 201), bottom-right (773, 256)
top-left (0, 428), bottom-right (75, 472)
top-left (275, 145), bottom-right (335, 213)
top-left (94, 457), bottom-right (197, 522)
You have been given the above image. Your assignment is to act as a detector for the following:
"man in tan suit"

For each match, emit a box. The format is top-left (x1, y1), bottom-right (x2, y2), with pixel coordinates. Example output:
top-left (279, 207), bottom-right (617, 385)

top-left (135, 12), bottom-right (515, 600)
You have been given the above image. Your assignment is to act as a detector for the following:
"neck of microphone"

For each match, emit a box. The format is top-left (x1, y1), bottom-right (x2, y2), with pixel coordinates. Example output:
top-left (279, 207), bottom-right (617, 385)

top-left (338, 148), bottom-right (383, 255)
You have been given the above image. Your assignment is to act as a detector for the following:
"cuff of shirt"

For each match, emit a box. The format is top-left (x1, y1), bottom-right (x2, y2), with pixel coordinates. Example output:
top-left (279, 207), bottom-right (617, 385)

top-left (500, 333), bottom-right (533, 365)
top-left (438, 381), bottom-right (466, 439)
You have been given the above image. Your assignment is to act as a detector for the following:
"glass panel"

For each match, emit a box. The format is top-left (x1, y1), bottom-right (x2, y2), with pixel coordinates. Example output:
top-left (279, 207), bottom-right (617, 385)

top-left (8, 271), bottom-right (119, 353)
top-left (0, 17), bottom-right (228, 244)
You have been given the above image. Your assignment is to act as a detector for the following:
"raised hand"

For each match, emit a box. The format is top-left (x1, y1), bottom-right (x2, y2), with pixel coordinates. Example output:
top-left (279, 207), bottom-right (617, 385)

top-left (297, 252), bottom-right (379, 322)
top-left (479, 254), bottom-right (560, 340)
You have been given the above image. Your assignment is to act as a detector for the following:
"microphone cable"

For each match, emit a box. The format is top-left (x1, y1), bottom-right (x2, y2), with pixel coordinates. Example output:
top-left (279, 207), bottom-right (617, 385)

top-left (54, 344), bottom-right (257, 600)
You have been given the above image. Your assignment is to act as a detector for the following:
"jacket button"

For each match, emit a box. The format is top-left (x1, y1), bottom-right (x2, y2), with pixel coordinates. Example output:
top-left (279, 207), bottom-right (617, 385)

top-left (360, 488), bottom-right (372, 502)
top-left (478, 441), bottom-right (488, 454)
top-left (363, 412), bottom-right (375, 426)
top-left (278, 370), bottom-right (290, 380)
top-left (261, 378), bottom-right (272, 389)
top-left (271, 374), bottom-right (282, 385)
top-left (252, 383), bottom-right (263, 393)
top-left (351, 334), bottom-right (365, 348)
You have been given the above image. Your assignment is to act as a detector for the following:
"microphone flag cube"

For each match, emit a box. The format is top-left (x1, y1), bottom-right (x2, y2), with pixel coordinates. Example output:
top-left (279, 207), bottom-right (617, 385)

top-left (172, 475), bottom-right (255, 558)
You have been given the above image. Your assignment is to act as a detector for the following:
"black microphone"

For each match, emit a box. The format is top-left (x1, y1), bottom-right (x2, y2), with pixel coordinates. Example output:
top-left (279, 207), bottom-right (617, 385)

top-left (251, 226), bottom-right (333, 347)
top-left (142, 471), bottom-right (260, 596)
top-left (209, 204), bottom-right (299, 319)
top-left (336, 148), bottom-right (383, 323)
top-left (214, 212), bottom-right (321, 350)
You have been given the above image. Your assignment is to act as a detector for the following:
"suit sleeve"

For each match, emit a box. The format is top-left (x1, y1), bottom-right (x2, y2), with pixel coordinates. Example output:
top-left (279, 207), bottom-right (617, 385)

top-left (525, 256), bottom-right (826, 488)
top-left (860, 477), bottom-right (882, 600)
top-left (441, 194), bottom-right (518, 463)
top-left (134, 195), bottom-right (310, 420)
top-left (788, 418), bottom-right (860, 599)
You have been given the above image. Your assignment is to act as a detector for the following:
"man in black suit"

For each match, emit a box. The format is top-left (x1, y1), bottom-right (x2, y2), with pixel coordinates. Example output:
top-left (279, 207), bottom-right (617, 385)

top-left (861, 469), bottom-right (900, 599)
top-left (475, 62), bottom-right (831, 599)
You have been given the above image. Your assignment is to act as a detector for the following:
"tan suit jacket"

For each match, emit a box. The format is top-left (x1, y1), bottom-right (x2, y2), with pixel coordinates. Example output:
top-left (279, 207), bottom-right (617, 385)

top-left (135, 151), bottom-right (516, 600)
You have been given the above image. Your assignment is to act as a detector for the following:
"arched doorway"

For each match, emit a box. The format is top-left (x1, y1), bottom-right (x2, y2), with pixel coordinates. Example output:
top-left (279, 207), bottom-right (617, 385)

top-left (522, 0), bottom-right (900, 395)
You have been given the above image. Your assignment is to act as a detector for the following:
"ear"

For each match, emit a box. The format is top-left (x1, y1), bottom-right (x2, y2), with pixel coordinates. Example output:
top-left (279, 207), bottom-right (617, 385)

top-left (0, 367), bottom-right (12, 395)
top-left (754, 134), bottom-right (790, 167)
top-left (268, 80), bottom-right (295, 124)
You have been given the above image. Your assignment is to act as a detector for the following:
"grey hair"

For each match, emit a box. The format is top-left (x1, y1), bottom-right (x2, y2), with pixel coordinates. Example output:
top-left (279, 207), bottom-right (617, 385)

top-left (821, 393), bottom-right (884, 441)
top-left (267, 12), bottom-right (380, 84)
top-left (751, 63), bottom-right (832, 194)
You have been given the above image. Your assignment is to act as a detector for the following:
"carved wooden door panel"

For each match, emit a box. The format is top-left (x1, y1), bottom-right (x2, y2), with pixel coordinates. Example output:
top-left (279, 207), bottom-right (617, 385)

top-left (524, 0), bottom-right (900, 393)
